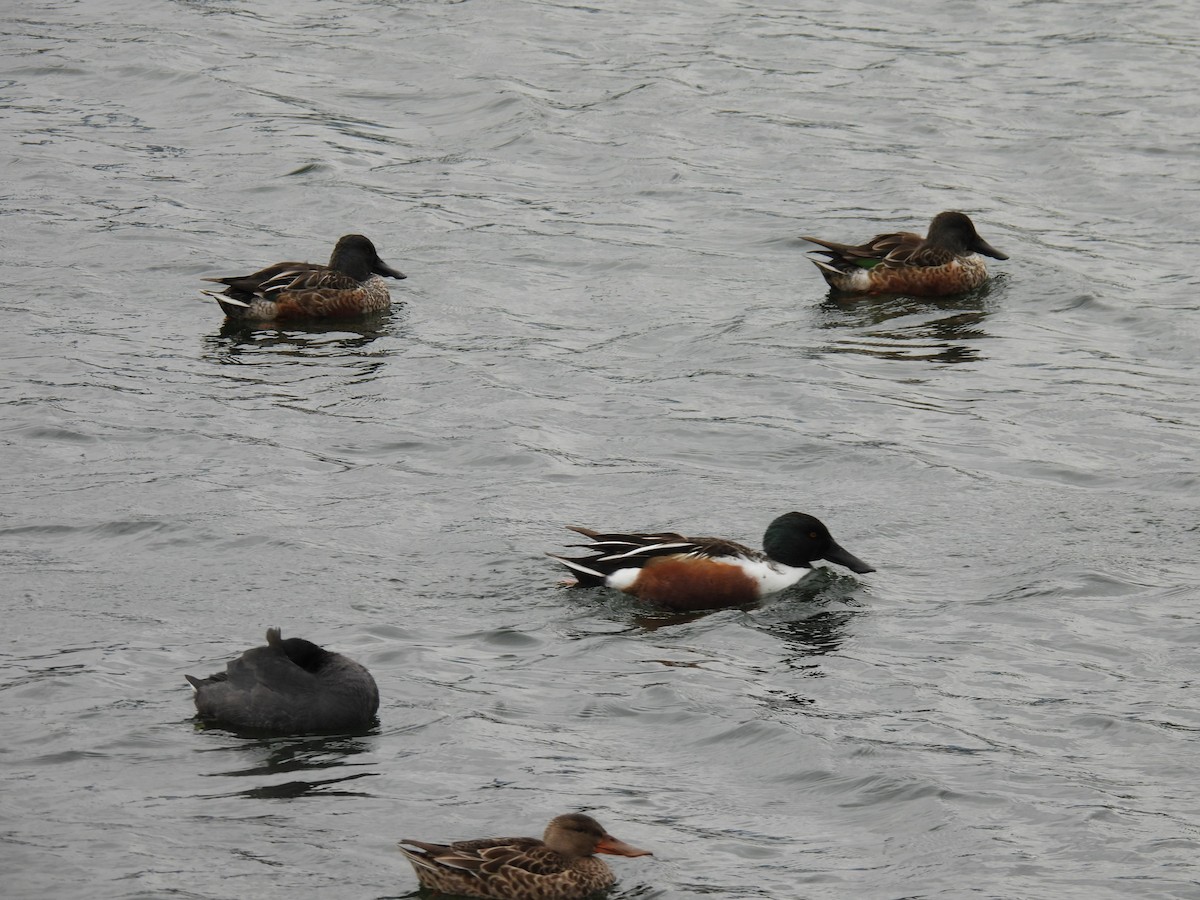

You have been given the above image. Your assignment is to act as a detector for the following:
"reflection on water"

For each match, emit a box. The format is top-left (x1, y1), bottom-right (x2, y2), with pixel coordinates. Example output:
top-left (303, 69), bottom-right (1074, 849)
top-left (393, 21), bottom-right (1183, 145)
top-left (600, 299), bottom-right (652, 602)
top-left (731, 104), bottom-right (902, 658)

top-left (200, 312), bottom-right (398, 362)
top-left (232, 771), bottom-right (376, 800)
top-left (194, 732), bottom-right (380, 799)
top-left (194, 731), bottom-right (377, 774)
top-left (761, 609), bottom-right (857, 663)
top-left (753, 571), bottom-right (862, 662)
top-left (817, 281), bottom-right (1000, 364)
top-left (630, 609), bottom-right (714, 631)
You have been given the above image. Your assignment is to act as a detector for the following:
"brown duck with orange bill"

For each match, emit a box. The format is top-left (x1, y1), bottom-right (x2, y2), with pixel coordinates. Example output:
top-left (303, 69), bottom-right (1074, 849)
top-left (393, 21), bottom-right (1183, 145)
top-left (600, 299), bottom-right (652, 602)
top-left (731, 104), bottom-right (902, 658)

top-left (397, 813), bottom-right (651, 900)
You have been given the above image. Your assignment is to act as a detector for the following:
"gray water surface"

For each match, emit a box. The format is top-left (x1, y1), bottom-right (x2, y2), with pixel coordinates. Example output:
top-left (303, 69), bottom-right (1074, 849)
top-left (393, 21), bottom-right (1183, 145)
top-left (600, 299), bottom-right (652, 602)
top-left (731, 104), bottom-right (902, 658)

top-left (3, 0), bottom-right (1199, 898)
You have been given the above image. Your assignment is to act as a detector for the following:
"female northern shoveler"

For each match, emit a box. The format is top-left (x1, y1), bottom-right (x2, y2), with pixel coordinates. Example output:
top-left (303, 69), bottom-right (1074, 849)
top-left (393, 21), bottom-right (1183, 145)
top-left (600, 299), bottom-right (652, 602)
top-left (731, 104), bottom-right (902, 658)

top-left (185, 628), bottom-right (379, 734)
top-left (397, 813), bottom-right (651, 900)
top-left (550, 511), bottom-right (875, 611)
top-left (803, 211), bottom-right (1007, 296)
top-left (201, 233), bottom-right (405, 320)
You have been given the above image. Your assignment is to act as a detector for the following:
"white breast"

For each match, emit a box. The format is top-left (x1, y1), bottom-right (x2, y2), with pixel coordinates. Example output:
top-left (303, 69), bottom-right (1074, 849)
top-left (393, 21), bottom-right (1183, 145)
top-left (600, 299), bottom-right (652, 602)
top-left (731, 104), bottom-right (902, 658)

top-left (735, 559), bottom-right (815, 597)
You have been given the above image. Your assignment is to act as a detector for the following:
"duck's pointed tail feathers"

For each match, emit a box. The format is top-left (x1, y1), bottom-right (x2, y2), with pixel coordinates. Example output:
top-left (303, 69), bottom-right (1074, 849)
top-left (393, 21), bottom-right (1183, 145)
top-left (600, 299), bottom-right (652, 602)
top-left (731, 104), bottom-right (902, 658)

top-left (200, 289), bottom-right (250, 308)
top-left (547, 554), bottom-right (609, 588)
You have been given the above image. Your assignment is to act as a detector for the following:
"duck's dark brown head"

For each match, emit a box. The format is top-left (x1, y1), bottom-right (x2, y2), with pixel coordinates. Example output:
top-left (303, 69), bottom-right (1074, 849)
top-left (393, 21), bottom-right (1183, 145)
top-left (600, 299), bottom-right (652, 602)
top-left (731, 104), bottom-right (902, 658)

top-left (926, 211), bottom-right (1008, 260)
top-left (329, 234), bottom-right (406, 281)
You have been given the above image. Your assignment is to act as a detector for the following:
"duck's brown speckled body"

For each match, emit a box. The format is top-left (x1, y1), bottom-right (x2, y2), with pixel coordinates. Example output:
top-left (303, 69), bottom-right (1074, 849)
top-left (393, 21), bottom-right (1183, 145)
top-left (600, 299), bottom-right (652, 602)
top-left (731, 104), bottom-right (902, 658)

top-left (803, 211), bottom-right (1007, 296)
top-left (201, 234), bottom-right (405, 321)
top-left (398, 813), bottom-right (651, 900)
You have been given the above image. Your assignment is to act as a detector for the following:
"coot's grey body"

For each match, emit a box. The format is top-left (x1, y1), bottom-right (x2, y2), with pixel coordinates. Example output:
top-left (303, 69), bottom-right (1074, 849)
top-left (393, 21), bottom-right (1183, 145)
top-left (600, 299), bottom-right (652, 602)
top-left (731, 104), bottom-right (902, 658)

top-left (186, 628), bottom-right (379, 734)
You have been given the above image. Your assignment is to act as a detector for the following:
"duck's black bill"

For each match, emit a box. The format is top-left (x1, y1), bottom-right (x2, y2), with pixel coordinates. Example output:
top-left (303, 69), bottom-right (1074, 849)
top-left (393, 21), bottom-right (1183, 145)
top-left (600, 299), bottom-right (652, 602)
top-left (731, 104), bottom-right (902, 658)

top-left (375, 262), bottom-right (407, 279)
top-left (974, 238), bottom-right (1008, 260)
top-left (823, 541), bottom-right (876, 574)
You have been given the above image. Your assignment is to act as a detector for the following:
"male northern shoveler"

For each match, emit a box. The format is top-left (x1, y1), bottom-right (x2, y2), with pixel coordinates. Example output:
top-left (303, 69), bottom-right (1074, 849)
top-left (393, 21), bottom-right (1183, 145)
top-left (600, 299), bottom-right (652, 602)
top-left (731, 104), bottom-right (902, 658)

top-left (201, 233), bottom-right (405, 320)
top-left (550, 511), bottom-right (875, 612)
top-left (185, 628), bottom-right (379, 734)
top-left (397, 813), bottom-right (651, 900)
top-left (803, 211), bottom-right (1007, 296)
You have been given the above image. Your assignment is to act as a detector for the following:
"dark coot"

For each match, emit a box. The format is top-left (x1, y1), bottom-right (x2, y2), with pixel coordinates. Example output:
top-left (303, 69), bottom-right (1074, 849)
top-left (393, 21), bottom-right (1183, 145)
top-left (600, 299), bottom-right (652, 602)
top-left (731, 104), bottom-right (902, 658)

top-left (186, 628), bottom-right (379, 734)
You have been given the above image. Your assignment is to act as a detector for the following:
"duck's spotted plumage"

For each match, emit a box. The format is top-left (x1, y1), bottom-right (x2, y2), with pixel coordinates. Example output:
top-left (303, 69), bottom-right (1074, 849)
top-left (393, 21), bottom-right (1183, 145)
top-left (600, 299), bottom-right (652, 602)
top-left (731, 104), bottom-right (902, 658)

top-left (803, 211), bottom-right (1007, 296)
top-left (185, 628), bottom-right (379, 734)
top-left (398, 813), bottom-right (651, 900)
top-left (551, 512), bottom-right (875, 611)
top-left (201, 234), bottom-right (405, 321)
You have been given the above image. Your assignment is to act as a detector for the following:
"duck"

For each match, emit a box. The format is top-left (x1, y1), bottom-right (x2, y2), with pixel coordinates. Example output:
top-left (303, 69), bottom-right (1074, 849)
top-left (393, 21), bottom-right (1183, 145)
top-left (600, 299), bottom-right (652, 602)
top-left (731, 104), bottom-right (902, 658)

top-left (397, 813), bottom-right (651, 900)
top-left (803, 211), bottom-right (1007, 296)
top-left (200, 234), bottom-right (405, 320)
top-left (550, 511), bottom-right (875, 611)
top-left (185, 628), bottom-right (379, 734)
